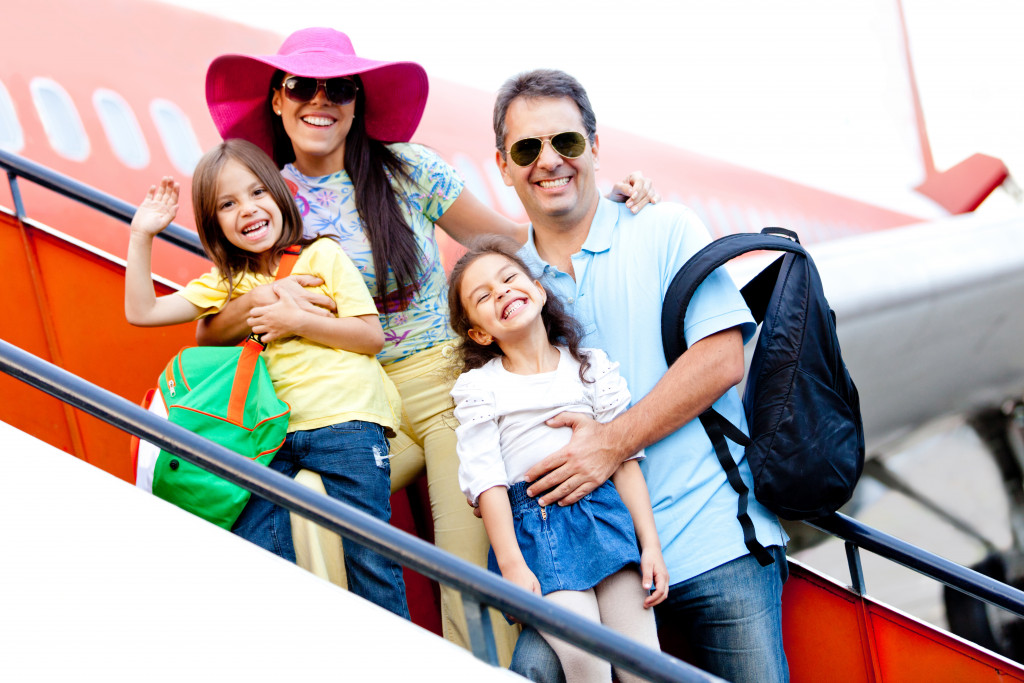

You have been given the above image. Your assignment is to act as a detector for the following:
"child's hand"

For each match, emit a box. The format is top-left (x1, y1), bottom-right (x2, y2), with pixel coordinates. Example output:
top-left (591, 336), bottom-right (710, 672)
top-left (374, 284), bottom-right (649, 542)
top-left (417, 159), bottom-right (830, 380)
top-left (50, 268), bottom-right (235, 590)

top-left (247, 286), bottom-right (305, 343)
top-left (641, 546), bottom-right (669, 608)
top-left (131, 177), bottom-right (179, 237)
top-left (504, 563), bottom-right (542, 597)
top-left (498, 563), bottom-right (542, 624)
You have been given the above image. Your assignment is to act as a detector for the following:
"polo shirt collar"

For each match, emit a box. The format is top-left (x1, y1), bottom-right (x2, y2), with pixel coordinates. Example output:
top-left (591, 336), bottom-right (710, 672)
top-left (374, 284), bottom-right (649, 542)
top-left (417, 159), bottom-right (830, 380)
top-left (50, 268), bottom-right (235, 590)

top-left (579, 197), bottom-right (618, 255)
top-left (520, 224), bottom-right (549, 275)
top-left (522, 197), bottom-right (618, 273)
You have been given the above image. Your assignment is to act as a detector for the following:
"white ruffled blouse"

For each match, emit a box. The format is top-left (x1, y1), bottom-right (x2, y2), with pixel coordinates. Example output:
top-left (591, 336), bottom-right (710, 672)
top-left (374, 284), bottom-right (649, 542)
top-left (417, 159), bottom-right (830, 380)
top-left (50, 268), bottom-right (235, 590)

top-left (451, 347), bottom-right (642, 504)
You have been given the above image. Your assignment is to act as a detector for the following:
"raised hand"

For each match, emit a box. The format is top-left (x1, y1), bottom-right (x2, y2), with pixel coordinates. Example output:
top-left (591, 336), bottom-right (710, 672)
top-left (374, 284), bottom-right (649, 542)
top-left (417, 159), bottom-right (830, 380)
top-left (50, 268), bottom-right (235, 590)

top-left (131, 177), bottom-right (180, 237)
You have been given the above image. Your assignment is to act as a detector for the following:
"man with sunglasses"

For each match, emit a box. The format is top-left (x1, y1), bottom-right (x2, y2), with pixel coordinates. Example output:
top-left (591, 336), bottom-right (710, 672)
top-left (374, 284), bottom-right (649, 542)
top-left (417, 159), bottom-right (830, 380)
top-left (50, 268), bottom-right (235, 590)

top-left (493, 69), bottom-right (790, 683)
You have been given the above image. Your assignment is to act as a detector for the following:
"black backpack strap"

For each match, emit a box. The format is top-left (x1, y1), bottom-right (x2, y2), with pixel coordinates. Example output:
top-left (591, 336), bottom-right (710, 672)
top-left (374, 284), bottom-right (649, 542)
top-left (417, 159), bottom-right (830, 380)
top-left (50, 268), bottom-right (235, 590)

top-left (662, 228), bottom-right (804, 567)
top-left (700, 409), bottom-right (774, 567)
top-left (662, 229), bottom-right (807, 364)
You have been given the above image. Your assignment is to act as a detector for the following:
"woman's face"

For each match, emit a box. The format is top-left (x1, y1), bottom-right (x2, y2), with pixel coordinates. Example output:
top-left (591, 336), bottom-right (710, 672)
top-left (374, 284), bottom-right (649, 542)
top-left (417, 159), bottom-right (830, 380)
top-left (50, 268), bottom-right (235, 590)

top-left (271, 73), bottom-right (356, 177)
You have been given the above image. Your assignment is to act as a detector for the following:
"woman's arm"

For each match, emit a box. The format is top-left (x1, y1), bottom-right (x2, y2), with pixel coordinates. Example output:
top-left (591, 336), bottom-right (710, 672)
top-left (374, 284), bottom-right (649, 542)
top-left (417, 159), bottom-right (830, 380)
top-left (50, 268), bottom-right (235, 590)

top-left (435, 189), bottom-right (527, 245)
top-left (612, 460), bottom-right (668, 608)
top-left (435, 174), bottom-right (661, 247)
top-left (478, 486), bottom-right (542, 596)
top-left (195, 276), bottom-right (337, 346)
top-left (125, 178), bottom-right (204, 326)
top-left (247, 286), bottom-right (383, 355)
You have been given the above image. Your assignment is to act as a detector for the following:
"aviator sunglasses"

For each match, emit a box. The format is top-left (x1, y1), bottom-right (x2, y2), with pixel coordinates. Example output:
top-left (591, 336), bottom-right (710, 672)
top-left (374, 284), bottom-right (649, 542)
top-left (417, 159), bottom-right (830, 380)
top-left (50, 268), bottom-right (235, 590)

top-left (280, 76), bottom-right (359, 105)
top-left (505, 131), bottom-right (588, 167)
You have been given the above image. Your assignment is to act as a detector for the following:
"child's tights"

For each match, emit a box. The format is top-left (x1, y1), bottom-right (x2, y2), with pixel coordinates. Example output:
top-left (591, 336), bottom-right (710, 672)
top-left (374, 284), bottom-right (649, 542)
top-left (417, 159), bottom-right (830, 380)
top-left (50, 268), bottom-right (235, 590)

top-left (541, 568), bottom-right (660, 683)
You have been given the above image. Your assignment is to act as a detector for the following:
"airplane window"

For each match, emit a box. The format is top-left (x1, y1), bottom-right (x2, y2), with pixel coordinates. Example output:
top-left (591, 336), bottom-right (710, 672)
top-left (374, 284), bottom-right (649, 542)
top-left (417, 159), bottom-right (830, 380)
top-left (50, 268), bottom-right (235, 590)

top-left (685, 196), bottom-right (715, 234)
top-left (746, 207), bottom-right (767, 231)
top-left (30, 78), bottom-right (89, 161)
top-left (0, 80), bottom-right (24, 153)
top-left (150, 99), bottom-right (202, 175)
top-left (484, 162), bottom-right (527, 219)
top-left (93, 89), bottom-right (149, 169)
top-left (451, 153), bottom-right (494, 210)
top-left (762, 210), bottom-right (784, 230)
top-left (707, 197), bottom-right (731, 237)
top-left (728, 202), bottom-right (748, 233)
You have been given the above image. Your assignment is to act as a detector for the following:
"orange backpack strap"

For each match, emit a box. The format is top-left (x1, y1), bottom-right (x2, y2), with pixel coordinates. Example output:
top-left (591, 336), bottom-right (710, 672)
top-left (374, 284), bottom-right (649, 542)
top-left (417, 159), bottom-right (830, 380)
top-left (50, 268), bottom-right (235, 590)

top-left (226, 246), bottom-right (302, 423)
top-left (275, 246), bottom-right (303, 280)
top-left (227, 337), bottom-right (264, 424)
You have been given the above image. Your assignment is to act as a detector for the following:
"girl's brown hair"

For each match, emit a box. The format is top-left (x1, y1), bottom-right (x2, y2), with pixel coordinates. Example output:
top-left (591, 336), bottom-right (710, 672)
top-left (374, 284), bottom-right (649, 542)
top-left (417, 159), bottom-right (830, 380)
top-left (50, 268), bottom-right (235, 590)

top-left (191, 138), bottom-right (308, 289)
top-left (447, 235), bottom-right (592, 382)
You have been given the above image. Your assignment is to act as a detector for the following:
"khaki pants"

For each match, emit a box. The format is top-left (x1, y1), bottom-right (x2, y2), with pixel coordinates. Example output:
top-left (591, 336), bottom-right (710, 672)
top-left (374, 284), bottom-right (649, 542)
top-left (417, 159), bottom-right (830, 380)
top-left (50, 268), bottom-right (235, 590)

top-left (289, 342), bottom-right (519, 666)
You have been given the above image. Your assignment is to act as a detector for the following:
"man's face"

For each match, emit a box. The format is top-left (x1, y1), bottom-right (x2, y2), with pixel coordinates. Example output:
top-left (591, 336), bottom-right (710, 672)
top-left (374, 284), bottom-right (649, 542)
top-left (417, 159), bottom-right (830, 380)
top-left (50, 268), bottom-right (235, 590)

top-left (496, 96), bottom-right (600, 230)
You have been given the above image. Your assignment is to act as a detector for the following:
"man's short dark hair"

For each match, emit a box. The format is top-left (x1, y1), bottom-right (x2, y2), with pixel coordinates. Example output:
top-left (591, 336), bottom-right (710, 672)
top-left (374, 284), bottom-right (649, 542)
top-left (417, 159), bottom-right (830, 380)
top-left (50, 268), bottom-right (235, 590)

top-left (493, 69), bottom-right (597, 153)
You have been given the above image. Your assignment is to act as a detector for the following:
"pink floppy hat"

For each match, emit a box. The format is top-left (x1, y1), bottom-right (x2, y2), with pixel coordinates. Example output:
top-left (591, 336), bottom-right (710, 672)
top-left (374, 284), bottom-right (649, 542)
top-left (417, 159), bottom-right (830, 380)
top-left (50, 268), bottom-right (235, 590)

top-left (206, 28), bottom-right (429, 158)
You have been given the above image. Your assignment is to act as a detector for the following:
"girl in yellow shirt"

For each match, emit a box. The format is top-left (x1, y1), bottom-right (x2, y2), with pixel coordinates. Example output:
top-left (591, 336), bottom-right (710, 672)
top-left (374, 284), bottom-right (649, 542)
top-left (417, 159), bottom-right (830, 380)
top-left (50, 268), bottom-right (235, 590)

top-left (124, 138), bottom-right (407, 618)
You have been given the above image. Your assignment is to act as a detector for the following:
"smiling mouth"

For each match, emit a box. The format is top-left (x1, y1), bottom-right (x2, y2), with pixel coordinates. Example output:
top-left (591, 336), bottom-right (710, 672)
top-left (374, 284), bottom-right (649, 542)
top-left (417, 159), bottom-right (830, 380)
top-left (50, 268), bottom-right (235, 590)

top-left (537, 177), bottom-right (570, 189)
top-left (301, 115), bottom-right (335, 128)
top-left (503, 299), bottom-right (526, 319)
top-left (242, 220), bottom-right (269, 240)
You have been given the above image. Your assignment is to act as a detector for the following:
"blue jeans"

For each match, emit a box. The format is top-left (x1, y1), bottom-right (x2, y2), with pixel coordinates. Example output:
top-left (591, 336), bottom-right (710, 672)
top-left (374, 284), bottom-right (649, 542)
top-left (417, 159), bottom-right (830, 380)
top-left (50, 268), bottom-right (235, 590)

top-left (510, 547), bottom-right (788, 683)
top-left (232, 421), bottom-right (410, 620)
top-left (656, 545), bottom-right (789, 683)
top-left (510, 626), bottom-right (566, 683)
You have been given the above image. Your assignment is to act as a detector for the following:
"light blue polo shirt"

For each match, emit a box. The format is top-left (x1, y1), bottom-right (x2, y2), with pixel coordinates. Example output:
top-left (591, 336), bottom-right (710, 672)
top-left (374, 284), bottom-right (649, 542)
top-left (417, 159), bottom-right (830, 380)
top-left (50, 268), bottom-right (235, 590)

top-left (520, 197), bottom-right (787, 583)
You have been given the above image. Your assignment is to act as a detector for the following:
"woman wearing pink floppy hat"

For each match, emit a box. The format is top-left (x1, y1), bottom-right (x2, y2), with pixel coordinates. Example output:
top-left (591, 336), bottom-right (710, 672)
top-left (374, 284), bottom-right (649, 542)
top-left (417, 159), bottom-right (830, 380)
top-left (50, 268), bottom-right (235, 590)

top-left (201, 27), bottom-right (657, 662)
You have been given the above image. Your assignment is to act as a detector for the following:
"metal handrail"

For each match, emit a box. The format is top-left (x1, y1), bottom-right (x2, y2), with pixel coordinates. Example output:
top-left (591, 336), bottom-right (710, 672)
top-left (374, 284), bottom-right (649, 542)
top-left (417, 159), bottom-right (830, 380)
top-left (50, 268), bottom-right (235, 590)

top-left (0, 148), bottom-right (204, 257)
top-left (0, 338), bottom-right (717, 683)
top-left (809, 513), bottom-right (1024, 617)
top-left (5, 147), bottom-right (1024, 676)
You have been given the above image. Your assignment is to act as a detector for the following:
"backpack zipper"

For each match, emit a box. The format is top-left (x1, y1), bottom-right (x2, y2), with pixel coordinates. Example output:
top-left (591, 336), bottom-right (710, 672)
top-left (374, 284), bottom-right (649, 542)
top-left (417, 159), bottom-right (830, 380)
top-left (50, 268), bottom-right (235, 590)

top-left (163, 354), bottom-right (179, 398)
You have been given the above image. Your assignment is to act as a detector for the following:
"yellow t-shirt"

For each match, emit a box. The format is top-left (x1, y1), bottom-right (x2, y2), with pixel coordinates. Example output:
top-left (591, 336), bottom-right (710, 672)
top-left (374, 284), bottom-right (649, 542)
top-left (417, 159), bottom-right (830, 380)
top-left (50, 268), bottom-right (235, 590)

top-left (177, 238), bottom-right (401, 435)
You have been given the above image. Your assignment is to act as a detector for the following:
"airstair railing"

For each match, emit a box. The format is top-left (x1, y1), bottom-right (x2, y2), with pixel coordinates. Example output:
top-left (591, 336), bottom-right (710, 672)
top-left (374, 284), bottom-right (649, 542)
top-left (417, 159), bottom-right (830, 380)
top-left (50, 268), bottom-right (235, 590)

top-left (5, 147), bottom-right (1024, 676)
top-left (809, 513), bottom-right (1024, 616)
top-left (0, 148), bottom-right (204, 257)
top-left (0, 148), bottom-right (722, 680)
top-left (0, 337), bottom-right (718, 683)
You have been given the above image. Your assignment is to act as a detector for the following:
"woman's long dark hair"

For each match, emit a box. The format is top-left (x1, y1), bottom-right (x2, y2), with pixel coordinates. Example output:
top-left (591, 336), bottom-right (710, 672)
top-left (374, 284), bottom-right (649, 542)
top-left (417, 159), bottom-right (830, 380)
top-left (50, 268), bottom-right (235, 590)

top-left (192, 139), bottom-right (309, 293)
top-left (269, 72), bottom-right (422, 316)
top-left (447, 236), bottom-right (592, 382)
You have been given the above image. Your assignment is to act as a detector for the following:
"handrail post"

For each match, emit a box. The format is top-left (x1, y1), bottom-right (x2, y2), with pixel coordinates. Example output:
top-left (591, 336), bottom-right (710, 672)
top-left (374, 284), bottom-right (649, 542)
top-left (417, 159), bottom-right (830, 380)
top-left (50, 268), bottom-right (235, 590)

top-left (462, 594), bottom-right (500, 665)
top-left (845, 541), bottom-right (866, 595)
top-left (7, 171), bottom-right (25, 219)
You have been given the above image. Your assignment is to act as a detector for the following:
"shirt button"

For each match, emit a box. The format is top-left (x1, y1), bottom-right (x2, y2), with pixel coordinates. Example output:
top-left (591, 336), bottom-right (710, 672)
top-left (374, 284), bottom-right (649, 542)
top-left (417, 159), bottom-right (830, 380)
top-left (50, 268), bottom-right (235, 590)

top-left (567, 297), bottom-right (575, 304)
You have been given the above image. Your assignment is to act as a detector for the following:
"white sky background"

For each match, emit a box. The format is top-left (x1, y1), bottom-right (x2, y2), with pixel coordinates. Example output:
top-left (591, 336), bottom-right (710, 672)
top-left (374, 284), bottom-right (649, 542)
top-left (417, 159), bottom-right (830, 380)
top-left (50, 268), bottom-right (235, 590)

top-left (164, 0), bottom-right (1024, 218)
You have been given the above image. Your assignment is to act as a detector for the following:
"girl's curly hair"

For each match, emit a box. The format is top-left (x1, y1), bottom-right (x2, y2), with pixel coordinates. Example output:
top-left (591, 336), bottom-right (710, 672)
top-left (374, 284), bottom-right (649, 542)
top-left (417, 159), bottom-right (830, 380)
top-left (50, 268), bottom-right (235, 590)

top-left (447, 235), bottom-right (592, 382)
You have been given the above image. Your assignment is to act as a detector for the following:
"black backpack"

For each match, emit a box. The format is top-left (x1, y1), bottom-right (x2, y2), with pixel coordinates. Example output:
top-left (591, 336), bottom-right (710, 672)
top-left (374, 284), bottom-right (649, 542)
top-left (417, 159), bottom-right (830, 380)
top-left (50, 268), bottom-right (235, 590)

top-left (661, 227), bottom-right (864, 566)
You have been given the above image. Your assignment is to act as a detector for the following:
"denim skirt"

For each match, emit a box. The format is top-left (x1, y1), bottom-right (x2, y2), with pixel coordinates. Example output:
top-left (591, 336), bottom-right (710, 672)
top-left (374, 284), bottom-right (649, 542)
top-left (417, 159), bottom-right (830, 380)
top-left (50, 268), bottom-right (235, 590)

top-left (488, 480), bottom-right (641, 595)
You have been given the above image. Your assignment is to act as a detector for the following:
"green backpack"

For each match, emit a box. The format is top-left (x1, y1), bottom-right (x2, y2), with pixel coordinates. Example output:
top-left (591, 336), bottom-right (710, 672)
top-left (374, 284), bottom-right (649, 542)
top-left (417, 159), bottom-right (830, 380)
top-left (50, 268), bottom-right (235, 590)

top-left (132, 248), bottom-right (300, 529)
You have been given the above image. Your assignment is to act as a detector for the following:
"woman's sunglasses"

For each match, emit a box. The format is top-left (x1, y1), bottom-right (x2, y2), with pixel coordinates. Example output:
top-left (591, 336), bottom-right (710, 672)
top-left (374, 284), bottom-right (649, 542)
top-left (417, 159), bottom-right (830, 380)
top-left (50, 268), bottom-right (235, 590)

top-left (280, 76), bottom-right (359, 105)
top-left (505, 131), bottom-right (588, 167)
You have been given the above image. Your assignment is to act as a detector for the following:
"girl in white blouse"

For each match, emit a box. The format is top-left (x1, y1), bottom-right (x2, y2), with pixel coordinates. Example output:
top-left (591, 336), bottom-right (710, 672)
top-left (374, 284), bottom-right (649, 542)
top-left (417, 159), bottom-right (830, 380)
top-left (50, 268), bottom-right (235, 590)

top-left (447, 236), bottom-right (666, 683)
